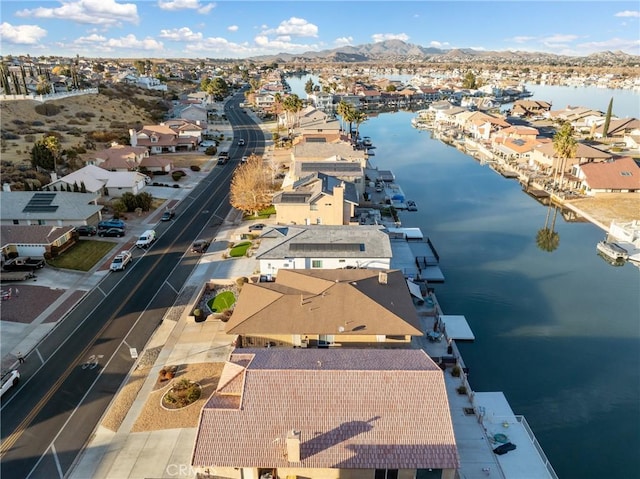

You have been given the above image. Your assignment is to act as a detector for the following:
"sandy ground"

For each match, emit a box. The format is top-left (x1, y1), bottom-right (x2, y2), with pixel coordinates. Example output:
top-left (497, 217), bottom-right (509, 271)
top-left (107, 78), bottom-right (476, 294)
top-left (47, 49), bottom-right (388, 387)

top-left (566, 193), bottom-right (640, 227)
top-left (101, 359), bottom-right (223, 433)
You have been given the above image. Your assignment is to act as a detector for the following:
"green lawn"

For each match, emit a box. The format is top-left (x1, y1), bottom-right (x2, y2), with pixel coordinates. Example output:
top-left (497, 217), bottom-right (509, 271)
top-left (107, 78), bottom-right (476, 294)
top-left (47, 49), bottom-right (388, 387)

top-left (207, 291), bottom-right (236, 312)
top-left (244, 205), bottom-right (275, 220)
top-left (47, 240), bottom-right (117, 271)
top-left (229, 241), bottom-right (251, 257)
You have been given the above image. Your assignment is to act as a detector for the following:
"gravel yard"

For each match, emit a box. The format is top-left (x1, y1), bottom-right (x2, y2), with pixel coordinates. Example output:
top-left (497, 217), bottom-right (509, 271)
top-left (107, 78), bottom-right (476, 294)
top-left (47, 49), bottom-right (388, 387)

top-left (567, 193), bottom-right (640, 227)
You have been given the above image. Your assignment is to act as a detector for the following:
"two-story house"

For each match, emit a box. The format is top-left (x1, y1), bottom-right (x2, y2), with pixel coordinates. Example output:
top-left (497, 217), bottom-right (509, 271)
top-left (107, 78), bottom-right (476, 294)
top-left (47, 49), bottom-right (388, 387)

top-left (272, 173), bottom-right (359, 226)
top-left (87, 143), bottom-right (150, 172)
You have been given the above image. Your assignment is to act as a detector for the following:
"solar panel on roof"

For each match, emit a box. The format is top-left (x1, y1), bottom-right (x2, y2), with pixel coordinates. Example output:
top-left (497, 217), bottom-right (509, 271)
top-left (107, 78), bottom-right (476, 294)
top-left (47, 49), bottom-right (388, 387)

top-left (22, 192), bottom-right (59, 213)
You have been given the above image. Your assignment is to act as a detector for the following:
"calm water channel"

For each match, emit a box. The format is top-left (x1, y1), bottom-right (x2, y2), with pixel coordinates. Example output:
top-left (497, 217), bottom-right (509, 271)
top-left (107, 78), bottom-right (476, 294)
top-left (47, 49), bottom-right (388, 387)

top-left (287, 75), bottom-right (640, 478)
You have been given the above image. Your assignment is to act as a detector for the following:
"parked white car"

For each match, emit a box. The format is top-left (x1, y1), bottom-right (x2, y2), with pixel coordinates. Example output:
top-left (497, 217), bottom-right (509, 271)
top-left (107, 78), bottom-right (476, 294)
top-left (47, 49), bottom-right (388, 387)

top-left (110, 251), bottom-right (133, 272)
top-left (1, 370), bottom-right (20, 397)
top-left (136, 229), bottom-right (157, 249)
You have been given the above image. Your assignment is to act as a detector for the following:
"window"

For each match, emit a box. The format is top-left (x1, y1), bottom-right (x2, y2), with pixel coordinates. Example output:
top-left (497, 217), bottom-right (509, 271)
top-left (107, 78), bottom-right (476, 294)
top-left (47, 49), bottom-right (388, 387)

top-left (13, 220), bottom-right (19, 225)
top-left (38, 220), bottom-right (46, 225)
top-left (312, 260), bottom-right (322, 268)
top-left (375, 470), bottom-right (398, 479)
top-left (310, 203), bottom-right (318, 211)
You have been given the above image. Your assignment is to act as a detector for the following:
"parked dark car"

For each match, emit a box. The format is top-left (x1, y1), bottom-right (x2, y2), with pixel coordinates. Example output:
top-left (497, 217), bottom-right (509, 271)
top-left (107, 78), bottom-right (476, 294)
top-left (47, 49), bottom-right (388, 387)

top-left (493, 442), bottom-right (517, 455)
top-left (98, 228), bottom-right (125, 238)
top-left (248, 223), bottom-right (267, 231)
top-left (161, 209), bottom-right (175, 221)
top-left (191, 239), bottom-right (210, 253)
top-left (76, 225), bottom-right (97, 236)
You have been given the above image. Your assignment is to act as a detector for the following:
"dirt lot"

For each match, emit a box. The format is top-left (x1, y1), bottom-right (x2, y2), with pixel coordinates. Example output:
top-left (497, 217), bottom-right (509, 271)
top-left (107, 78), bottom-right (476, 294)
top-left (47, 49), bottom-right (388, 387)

top-left (566, 193), bottom-right (640, 227)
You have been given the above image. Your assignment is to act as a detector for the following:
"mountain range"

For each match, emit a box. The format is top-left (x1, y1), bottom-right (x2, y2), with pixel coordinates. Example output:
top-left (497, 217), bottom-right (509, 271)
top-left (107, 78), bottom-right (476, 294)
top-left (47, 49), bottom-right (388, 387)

top-left (250, 39), bottom-right (639, 65)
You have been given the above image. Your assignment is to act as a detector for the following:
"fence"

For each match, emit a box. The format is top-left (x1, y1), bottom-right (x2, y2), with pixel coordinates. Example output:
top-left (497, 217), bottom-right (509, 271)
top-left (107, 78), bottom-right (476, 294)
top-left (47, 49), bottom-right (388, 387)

top-left (1, 88), bottom-right (98, 103)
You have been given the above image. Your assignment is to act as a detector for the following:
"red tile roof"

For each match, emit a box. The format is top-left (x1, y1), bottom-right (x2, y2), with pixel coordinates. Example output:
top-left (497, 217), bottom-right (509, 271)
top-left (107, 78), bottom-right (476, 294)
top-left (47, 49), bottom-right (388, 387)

top-left (192, 349), bottom-right (459, 470)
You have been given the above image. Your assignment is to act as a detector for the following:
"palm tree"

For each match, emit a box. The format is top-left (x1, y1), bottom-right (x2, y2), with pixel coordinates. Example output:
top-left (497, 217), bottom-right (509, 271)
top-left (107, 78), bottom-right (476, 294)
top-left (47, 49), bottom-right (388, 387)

top-left (335, 100), bottom-right (351, 135)
top-left (536, 205), bottom-right (560, 252)
top-left (552, 122), bottom-right (577, 191)
top-left (282, 94), bottom-right (303, 136)
top-left (351, 110), bottom-right (368, 143)
top-left (273, 93), bottom-right (282, 133)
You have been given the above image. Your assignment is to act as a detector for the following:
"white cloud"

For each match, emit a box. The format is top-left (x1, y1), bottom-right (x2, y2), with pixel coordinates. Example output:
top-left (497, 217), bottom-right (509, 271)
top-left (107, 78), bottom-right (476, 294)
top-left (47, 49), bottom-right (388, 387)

top-left (262, 17), bottom-right (318, 38)
top-left (429, 40), bottom-right (449, 49)
top-left (542, 34), bottom-right (579, 44)
top-left (227, 25), bottom-right (238, 32)
top-left (0, 22), bottom-right (47, 45)
top-left (74, 33), bottom-right (163, 51)
top-left (16, 0), bottom-right (139, 26)
top-left (614, 10), bottom-right (639, 18)
top-left (511, 36), bottom-right (536, 44)
top-left (334, 36), bottom-right (353, 47)
top-left (158, 27), bottom-right (203, 42)
top-left (371, 33), bottom-right (409, 43)
top-left (157, 0), bottom-right (215, 14)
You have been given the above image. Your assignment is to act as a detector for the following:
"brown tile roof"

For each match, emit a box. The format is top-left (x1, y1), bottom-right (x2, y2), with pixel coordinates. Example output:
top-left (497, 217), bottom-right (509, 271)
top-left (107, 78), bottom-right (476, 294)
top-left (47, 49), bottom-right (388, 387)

top-left (579, 156), bottom-right (640, 189)
top-left (225, 269), bottom-right (422, 337)
top-left (1, 225), bottom-right (75, 246)
top-left (535, 141), bottom-right (613, 160)
top-left (192, 349), bottom-right (459, 470)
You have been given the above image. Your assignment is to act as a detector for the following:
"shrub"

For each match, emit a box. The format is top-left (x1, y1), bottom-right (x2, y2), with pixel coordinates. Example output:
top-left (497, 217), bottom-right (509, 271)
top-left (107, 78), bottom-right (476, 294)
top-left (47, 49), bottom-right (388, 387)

top-left (451, 365), bottom-right (461, 377)
top-left (35, 103), bottom-right (62, 116)
top-left (457, 385), bottom-right (468, 395)
top-left (190, 165), bottom-right (201, 171)
top-left (171, 172), bottom-right (183, 181)
top-left (24, 134), bottom-right (36, 143)
top-left (204, 146), bottom-right (217, 156)
top-left (172, 184), bottom-right (180, 188)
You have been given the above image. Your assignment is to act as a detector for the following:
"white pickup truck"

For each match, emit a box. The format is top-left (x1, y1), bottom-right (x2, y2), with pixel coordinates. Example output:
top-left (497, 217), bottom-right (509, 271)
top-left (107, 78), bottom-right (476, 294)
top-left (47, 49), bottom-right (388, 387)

top-left (1, 370), bottom-right (20, 397)
top-left (136, 229), bottom-right (157, 249)
top-left (109, 251), bottom-right (133, 272)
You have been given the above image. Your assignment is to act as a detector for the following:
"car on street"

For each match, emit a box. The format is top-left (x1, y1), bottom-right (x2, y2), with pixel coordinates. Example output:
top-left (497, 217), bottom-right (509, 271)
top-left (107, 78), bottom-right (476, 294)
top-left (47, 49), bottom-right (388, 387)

top-left (237, 138), bottom-right (245, 146)
top-left (161, 209), bottom-right (175, 221)
top-left (248, 223), bottom-right (267, 231)
top-left (1, 370), bottom-right (20, 398)
top-left (109, 250), bottom-right (133, 271)
top-left (241, 155), bottom-right (248, 163)
top-left (191, 239), bottom-right (210, 254)
top-left (98, 228), bottom-right (125, 238)
top-left (76, 225), bottom-right (97, 236)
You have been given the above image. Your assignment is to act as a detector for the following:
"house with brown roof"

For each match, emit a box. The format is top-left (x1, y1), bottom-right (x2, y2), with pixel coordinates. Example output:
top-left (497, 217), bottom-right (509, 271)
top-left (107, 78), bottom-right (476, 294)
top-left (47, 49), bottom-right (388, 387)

top-left (574, 157), bottom-right (640, 195)
top-left (529, 141), bottom-right (613, 178)
top-left (191, 348), bottom-right (459, 479)
top-left (226, 269), bottom-right (422, 349)
top-left (272, 173), bottom-right (359, 226)
top-left (87, 143), bottom-right (150, 172)
top-left (129, 123), bottom-right (199, 154)
top-left (594, 118), bottom-right (640, 139)
top-left (510, 100), bottom-right (552, 117)
top-left (255, 225), bottom-right (392, 275)
top-left (1, 225), bottom-right (76, 258)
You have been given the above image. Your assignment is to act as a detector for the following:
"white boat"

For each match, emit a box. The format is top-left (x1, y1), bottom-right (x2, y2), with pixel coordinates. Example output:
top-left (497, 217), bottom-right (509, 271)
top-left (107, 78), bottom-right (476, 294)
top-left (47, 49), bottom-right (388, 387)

top-left (596, 241), bottom-right (629, 261)
top-left (362, 136), bottom-right (373, 147)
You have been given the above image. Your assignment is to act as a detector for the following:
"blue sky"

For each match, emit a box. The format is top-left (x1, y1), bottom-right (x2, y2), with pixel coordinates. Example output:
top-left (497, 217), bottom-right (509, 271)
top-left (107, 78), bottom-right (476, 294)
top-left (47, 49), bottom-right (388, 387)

top-left (1, 1), bottom-right (639, 59)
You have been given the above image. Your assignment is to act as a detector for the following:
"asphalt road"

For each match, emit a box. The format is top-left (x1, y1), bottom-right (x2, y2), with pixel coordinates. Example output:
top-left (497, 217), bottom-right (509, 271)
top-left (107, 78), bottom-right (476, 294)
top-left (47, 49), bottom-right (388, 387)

top-left (0, 90), bottom-right (264, 479)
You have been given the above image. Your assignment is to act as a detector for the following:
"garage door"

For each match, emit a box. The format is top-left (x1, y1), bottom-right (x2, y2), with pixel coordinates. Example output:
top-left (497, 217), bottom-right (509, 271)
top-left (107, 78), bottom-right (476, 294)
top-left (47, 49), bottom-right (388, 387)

top-left (17, 245), bottom-right (46, 257)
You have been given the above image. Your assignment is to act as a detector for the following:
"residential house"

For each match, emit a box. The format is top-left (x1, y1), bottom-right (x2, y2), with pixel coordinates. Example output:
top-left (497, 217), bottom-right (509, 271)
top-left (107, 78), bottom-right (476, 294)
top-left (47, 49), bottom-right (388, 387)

top-left (130, 123), bottom-right (198, 154)
top-left (191, 348), bottom-right (459, 479)
top-left (296, 106), bottom-right (341, 135)
top-left (0, 190), bottom-right (102, 227)
top-left (594, 118), bottom-right (640, 139)
top-left (272, 173), bottom-right (359, 226)
top-left (307, 91), bottom-right (334, 111)
top-left (173, 104), bottom-right (208, 124)
top-left (46, 164), bottom-right (148, 197)
top-left (136, 76), bottom-right (168, 91)
top-left (226, 268), bottom-right (421, 348)
top-left (254, 92), bottom-right (277, 111)
top-left (255, 225), bottom-right (392, 276)
top-left (1, 224), bottom-right (76, 259)
top-left (87, 143), bottom-right (150, 171)
top-left (574, 157), bottom-right (640, 195)
top-left (162, 119), bottom-right (206, 142)
top-left (510, 100), bottom-right (552, 117)
top-left (455, 111), bottom-right (510, 140)
top-left (529, 142), bottom-right (614, 179)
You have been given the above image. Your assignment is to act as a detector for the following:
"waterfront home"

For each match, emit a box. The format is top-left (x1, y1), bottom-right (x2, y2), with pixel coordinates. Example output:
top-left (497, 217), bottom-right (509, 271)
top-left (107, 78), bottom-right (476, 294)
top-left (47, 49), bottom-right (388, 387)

top-left (454, 111), bottom-right (510, 140)
top-left (574, 156), bottom-right (640, 195)
top-left (254, 224), bottom-right (392, 276)
top-left (510, 99), bottom-right (552, 117)
top-left (529, 141), bottom-right (614, 178)
top-left (86, 143), bottom-right (150, 172)
top-left (226, 268), bottom-right (421, 348)
top-left (307, 90), bottom-right (334, 111)
top-left (594, 117), bottom-right (640, 139)
top-left (191, 349), bottom-right (459, 479)
top-left (272, 173), bottom-right (359, 226)
top-left (45, 165), bottom-right (148, 197)
top-left (0, 190), bottom-right (102, 227)
top-left (1, 225), bottom-right (76, 258)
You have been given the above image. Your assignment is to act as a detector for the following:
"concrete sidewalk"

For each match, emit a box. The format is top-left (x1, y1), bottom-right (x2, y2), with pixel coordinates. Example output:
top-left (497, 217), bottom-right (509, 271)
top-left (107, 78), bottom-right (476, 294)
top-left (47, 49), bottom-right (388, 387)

top-left (68, 216), bottom-right (260, 479)
top-left (0, 147), bottom-right (227, 376)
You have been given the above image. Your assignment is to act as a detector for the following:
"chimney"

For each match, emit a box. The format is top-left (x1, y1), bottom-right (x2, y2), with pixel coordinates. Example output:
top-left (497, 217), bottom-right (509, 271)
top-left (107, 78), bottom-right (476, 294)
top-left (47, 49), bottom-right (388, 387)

top-left (378, 271), bottom-right (388, 284)
top-left (286, 430), bottom-right (301, 462)
top-left (129, 128), bottom-right (137, 147)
